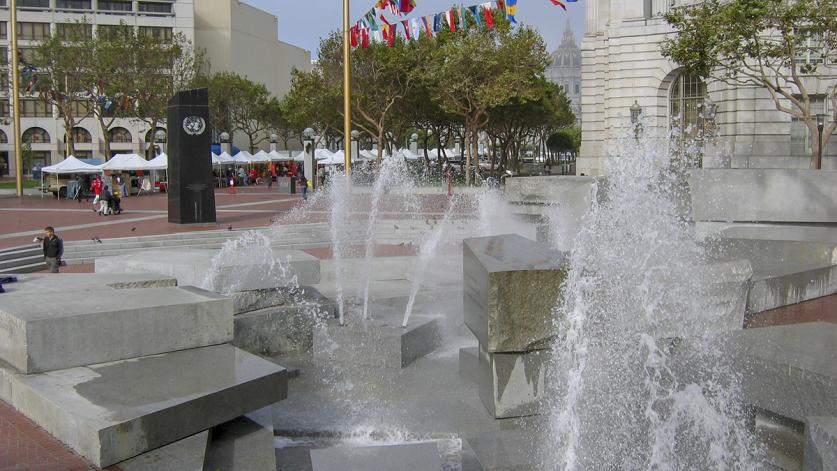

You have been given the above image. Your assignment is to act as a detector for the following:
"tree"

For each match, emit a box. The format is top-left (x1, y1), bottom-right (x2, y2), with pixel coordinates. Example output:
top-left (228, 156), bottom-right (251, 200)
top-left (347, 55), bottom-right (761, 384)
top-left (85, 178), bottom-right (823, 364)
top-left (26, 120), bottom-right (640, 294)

top-left (661, 0), bottom-right (837, 169)
top-left (430, 12), bottom-right (550, 183)
top-left (281, 67), bottom-right (342, 149)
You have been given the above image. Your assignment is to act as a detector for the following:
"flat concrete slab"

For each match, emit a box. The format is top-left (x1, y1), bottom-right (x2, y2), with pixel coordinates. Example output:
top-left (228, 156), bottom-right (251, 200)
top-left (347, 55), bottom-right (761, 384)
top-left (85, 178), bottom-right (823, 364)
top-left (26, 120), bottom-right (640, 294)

top-left (95, 248), bottom-right (320, 292)
top-left (463, 234), bottom-right (567, 353)
top-left (0, 344), bottom-right (287, 467)
top-left (313, 309), bottom-right (442, 368)
top-left (116, 431), bottom-right (208, 471)
top-left (0, 286), bottom-right (233, 373)
top-left (476, 345), bottom-right (551, 419)
top-left (805, 416), bottom-right (837, 471)
top-left (309, 443), bottom-right (443, 471)
top-left (0, 272), bottom-right (177, 296)
top-left (462, 430), bottom-right (541, 471)
top-left (204, 407), bottom-right (276, 471)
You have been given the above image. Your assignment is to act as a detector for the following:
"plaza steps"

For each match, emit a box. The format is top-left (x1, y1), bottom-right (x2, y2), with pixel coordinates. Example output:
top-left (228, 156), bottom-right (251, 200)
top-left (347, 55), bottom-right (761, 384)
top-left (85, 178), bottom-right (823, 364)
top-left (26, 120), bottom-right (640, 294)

top-left (0, 245), bottom-right (45, 274)
top-left (0, 276), bottom-right (288, 468)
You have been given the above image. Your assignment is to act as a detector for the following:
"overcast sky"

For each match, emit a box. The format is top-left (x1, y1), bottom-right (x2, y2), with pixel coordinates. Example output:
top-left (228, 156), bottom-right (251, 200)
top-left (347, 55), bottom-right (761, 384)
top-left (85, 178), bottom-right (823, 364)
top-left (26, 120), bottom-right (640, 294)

top-left (242, 0), bottom-right (586, 58)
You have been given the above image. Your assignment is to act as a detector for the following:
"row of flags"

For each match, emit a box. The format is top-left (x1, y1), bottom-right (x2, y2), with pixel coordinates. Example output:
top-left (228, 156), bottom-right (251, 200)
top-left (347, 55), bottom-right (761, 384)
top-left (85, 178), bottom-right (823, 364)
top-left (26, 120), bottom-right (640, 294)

top-left (353, 0), bottom-right (576, 49)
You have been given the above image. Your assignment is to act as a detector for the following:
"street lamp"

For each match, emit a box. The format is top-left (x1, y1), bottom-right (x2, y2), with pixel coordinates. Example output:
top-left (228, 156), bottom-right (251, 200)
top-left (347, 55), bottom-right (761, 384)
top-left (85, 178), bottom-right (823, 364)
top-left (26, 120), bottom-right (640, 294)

top-left (155, 129), bottom-right (167, 156)
top-left (351, 130), bottom-right (360, 162)
top-left (303, 128), bottom-right (316, 188)
top-left (630, 101), bottom-right (643, 141)
top-left (816, 113), bottom-right (825, 170)
top-left (270, 133), bottom-right (278, 152)
top-left (220, 132), bottom-right (230, 155)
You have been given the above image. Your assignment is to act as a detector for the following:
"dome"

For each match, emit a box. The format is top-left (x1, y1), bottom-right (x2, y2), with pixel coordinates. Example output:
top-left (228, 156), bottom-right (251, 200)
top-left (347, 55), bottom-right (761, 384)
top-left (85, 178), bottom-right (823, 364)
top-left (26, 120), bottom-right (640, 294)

top-left (549, 19), bottom-right (580, 68)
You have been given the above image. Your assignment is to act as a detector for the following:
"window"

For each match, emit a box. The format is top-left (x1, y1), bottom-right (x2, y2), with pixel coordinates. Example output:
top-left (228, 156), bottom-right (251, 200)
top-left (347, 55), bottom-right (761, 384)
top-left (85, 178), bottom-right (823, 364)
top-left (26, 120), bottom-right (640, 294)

top-left (58, 101), bottom-right (92, 118)
top-left (795, 29), bottom-right (825, 68)
top-left (0, 23), bottom-right (6, 40)
top-left (0, 100), bottom-right (9, 117)
top-left (139, 26), bottom-right (173, 41)
top-left (71, 127), bottom-right (92, 143)
top-left (145, 127), bottom-right (166, 143)
top-left (17, 22), bottom-right (51, 41)
top-left (22, 127), bottom-right (50, 143)
top-left (0, 47), bottom-right (7, 66)
top-left (18, 0), bottom-right (49, 8)
top-left (109, 127), bottom-right (132, 143)
top-left (0, 129), bottom-right (7, 143)
top-left (18, 48), bottom-right (40, 64)
top-left (791, 95), bottom-right (828, 157)
top-left (56, 0), bottom-right (92, 9)
top-left (138, 2), bottom-right (173, 14)
top-left (574, 83), bottom-right (579, 94)
top-left (21, 100), bottom-right (51, 118)
top-left (99, 0), bottom-right (133, 12)
top-left (57, 23), bottom-right (93, 40)
top-left (98, 24), bottom-right (134, 40)
top-left (669, 71), bottom-right (708, 165)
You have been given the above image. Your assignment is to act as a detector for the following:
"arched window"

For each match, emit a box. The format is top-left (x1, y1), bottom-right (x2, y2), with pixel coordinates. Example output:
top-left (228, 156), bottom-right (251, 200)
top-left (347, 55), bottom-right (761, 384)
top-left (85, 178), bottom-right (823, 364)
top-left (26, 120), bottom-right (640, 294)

top-left (669, 71), bottom-right (709, 165)
top-left (22, 127), bottom-right (50, 144)
top-left (0, 129), bottom-right (7, 144)
top-left (71, 127), bottom-right (92, 143)
top-left (145, 127), bottom-right (166, 143)
top-left (109, 127), bottom-right (132, 143)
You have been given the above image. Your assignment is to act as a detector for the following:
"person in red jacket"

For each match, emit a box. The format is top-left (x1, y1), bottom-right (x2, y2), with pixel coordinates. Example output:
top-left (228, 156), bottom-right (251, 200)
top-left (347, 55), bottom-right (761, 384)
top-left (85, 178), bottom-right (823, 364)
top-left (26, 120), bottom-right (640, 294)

top-left (91, 175), bottom-right (103, 207)
top-left (249, 168), bottom-right (259, 185)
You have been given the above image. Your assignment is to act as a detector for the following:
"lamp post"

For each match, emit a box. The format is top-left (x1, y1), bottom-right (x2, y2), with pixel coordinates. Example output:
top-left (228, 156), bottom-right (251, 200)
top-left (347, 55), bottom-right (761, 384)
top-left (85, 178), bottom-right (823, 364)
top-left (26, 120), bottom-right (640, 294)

top-left (220, 132), bottom-right (230, 155)
top-left (343, 0), bottom-right (352, 174)
top-left (815, 113), bottom-right (825, 170)
top-left (154, 129), bottom-right (167, 157)
top-left (10, 0), bottom-right (23, 197)
top-left (630, 100), bottom-right (643, 141)
top-left (270, 133), bottom-right (278, 152)
top-left (409, 133), bottom-right (419, 155)
top-left (351, 130), bottom-right (359, 164)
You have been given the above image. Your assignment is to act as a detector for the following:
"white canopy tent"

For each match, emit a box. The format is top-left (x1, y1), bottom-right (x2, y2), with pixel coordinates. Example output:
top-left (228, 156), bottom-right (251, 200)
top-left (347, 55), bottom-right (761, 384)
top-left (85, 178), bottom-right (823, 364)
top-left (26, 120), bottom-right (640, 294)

top-left (252, 150), bottom-right (271, 163)
top-left (211, 152), bottom-right (221, 165)
top-left (217, 151), bottom-right (236, 164)
top-left (293, 148), bottom-right (334, 163)
top-left (99, 153), bottom-right (153, 171)
top-left (397, 149), bottom-right (421, 161)
top-left (233, 151), bottom-right (254, 164)
top-left (146, 152), bottom-right (168, 170)
top-left (268, 150), bottom-right (292, 161)
top-left (41, 156), bottom-right (102, 200)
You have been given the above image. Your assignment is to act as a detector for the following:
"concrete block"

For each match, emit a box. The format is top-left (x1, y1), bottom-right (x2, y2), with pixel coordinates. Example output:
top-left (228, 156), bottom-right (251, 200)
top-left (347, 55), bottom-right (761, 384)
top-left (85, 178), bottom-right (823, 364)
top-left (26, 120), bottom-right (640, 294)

top-left (0, 286), bottom-right (233, 373)
top-left (310, 443), bottom-right (443, 471)
top-left (748, 264), bottom-right (837, 315)
top-left (233, 305), bottom-right (317, 356)
top-left (204, 407), bottom-right (276, 471)
top-left (689, 169), bottom-right (837, 223)
top-left (477, 345), bottom-right (552, 419)
top-left (232, 285), bottom-right (334, 315)
top-left (463, 235), bottom-right (568, 353)
top-left (462, 430), bottom-right (541, 471)
top-left (805, 417), bottom-right (837, 471)
top-left (0, 273), bottom-right (177, 296)
top-left (116, 431), bottom-right (209, 471)
top-left (0, 344), bottom-right (287, 467)
top-left (95, 248), bottom-right (320, 292)
top-left (459, 347), bottom-right (479, 384)
top-left (313, 310), bottom-right (442, 368)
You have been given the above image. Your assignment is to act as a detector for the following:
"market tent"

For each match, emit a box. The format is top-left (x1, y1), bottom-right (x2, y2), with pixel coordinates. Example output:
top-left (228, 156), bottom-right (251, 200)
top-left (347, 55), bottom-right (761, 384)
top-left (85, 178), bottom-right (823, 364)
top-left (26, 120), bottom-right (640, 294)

top-left (146, 152), bottom-right (168, 170)
top-left (211, 153), bottom-right (221, 165)
top-left (398, 149), bottom-right (420, 161)
top-left (319, 150), bottom-right (347, 166)
top-left (233, 151), bottom-right (254, 164)
top-left (217, 151), bottom-right (235, 164)
top-left (252, 150), bottom-right (270, 163)
top-left (268, 150), bottom-right (291, 161)
top-left (99, 153), bottom-right (153, 171)
top-left (42, 155), bottom-right (102, 174)
top-left (293, 148), bottom-right (334, 162)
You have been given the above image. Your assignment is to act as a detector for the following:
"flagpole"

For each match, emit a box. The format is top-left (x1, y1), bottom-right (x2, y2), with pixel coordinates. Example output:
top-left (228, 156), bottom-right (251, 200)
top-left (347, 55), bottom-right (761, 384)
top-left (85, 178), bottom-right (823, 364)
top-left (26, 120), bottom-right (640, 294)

top-left (343, 0), bottom-right (352, 175)
top-left (10, 0), bottom-right (24, 198)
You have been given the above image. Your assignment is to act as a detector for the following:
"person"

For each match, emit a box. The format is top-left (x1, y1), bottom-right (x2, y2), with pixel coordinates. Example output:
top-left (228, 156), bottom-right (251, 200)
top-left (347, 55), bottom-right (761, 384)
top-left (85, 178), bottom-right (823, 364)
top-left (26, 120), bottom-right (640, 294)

top-left (268, 163), bottom-right (277, 188)
top-left (99, 186), bottom-right (115, 215)
top-left (237, 167), bottom-right (247, 186)
top-left (91, 175), bottom-right (103, 208)
top-left (249, 168), bottom-right (258, 185)
top-left (40, 226), bottom-right (63, 273)
top-left (106, 187), bottom-right (123, 214)
top-left (297, 174), bottom-right (308, 200)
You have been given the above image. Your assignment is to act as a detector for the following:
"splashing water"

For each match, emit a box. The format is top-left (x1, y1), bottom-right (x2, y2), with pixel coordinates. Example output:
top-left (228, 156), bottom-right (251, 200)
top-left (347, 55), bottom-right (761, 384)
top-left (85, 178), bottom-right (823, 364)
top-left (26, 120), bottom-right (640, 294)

top-left (328, 171), bottom-right (350, 325)
top-left (546, 123), bottom-right (763, 469)
top-left (201, 230), bottom-right (298, 295)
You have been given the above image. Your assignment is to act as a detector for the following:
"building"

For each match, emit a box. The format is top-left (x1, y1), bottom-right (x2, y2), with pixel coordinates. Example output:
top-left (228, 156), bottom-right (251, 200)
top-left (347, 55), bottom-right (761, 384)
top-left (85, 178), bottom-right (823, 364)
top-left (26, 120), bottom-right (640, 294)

top-left (546, 19), bottom-right (581, 125)
top-left (578, 0), bottom-right (836, 176)
top-left (0, 0), bottom-right (310, 177)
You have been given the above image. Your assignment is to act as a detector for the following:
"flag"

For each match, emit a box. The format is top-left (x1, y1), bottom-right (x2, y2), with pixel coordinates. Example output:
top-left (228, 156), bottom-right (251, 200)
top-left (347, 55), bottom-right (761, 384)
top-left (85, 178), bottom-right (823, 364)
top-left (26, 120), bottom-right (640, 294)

top-left (350, 25), bottom-right (359, 47)
top-left (483, 4), bottom-right (495, 28)
top-left (459, 6), bottom-right (467, 30)
top-left (422, 16), bottom-right (433, 37)
top-left (497, 0), bottom-right (505, 11)
top-left (446, 9), bottom-right (456, 32)
top-left (366, 11), bottom-right (379, 31)
top-left (401, 20), bottom-right (411, 40)
top-left (433, 13), bottom-right (441, 32)
top-left (548, 0), bottom-right (567, 10)
top-left (469, 6), bottom-right (482, 27)
top-left (506, 0), bottom-right (518, 23)
top-left (411, 18), bottom-right (420, 39)
top-left (399, 0), bottom-right (416, 14)
top-left (361, 28), bottom-right (370, 48)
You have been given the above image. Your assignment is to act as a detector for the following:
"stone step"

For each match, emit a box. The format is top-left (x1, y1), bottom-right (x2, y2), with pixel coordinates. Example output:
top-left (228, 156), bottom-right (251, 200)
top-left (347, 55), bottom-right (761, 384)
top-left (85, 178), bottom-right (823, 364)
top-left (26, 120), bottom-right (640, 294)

top-left (0, 344), bottom-right (287, 468)
top-left (0, 261), bottom-right (46, 274)
top-left (462, 430), bottom-right (542, 471)
top-left (804, 416), bottom-right (837, 471)
top-left (0, 254), bottom-right (44, 270)
top-left (310, 443), bottom-right (443, 471)
top-left (0, 285), bottom-right (233, 373)
top-left (0, 273), bottom-right (177, 296)
top-left (0, 245), bottom-right (41, 262)
top-left (116, 431), bottom-right (209, 471)
top-left (203, 407), bottom-right (277, 471)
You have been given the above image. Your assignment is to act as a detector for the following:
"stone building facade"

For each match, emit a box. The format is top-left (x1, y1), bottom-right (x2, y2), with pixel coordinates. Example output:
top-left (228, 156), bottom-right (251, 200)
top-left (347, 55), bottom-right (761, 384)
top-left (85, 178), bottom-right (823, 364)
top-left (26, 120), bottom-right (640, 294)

top-left (546, 19), bottom-right (581, 125)
top-left (578, 0), bottom-right (836, 176)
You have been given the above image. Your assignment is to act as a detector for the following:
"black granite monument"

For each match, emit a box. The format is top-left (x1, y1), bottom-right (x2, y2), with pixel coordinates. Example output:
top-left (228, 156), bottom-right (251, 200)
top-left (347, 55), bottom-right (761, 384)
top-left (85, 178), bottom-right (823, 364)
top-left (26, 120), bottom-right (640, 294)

top-left (167, 88), bottom-right (216, 225)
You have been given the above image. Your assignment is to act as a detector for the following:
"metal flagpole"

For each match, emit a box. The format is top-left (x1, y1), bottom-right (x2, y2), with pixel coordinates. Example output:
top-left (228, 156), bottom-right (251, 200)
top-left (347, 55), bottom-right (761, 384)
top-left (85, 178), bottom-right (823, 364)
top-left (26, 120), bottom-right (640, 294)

top-left (343, 0), bottom-right (352, 175)
top-left (10, 0), bottom-right (24, 197)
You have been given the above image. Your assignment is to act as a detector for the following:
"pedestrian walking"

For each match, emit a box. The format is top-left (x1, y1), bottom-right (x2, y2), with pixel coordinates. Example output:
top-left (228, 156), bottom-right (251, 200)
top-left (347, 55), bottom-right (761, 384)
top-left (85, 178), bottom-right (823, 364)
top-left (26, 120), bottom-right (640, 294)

top-left (268, 163), bottom-right (277, 188)
top-left (91, 175), bottom-right (103, 208)
top-left (298, 174), bottom-right (308, 200)
top-left (39, 226), bottom-right (63, 273)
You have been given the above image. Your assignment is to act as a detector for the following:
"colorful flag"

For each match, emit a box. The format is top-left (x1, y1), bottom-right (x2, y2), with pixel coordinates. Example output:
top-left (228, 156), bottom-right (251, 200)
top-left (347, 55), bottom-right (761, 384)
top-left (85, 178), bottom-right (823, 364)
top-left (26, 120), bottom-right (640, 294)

top-left (459, 6), bottom-right (467, 30)
top-left (366, 11), bottom-right (379, 31)
top-left (506, 0), bottom-right (518, 23)
top-left (497, 0), bottom-right (505, 11)
top-left (469, 6), bottom-right (481, 26)
top-left (548, 0), bottom-right (567, 10)
top-left (399, 0), bottom-right (416, 14)
top-left (362, 28), bottom-right (370, 48)
top-left (422, 16), bottom-right (433, 37)
top-left (401, 20), bottom-right (411, 40)
top-left (446, 9), bottom-right (456, 32)
top-left (483, 5), bottom-right (495, 28)
top-left (379, 14), bottom-right (393, 27)
top-left (350, 25), bottom-right (359, 47)
top-left (433, 13), bottom-right (441, 32)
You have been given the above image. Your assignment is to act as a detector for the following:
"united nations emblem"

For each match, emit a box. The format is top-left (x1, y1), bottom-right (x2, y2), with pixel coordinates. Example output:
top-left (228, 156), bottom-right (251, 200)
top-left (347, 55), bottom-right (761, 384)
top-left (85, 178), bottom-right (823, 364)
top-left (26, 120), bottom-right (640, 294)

top-left (183, 116), bottom-right (206, 136)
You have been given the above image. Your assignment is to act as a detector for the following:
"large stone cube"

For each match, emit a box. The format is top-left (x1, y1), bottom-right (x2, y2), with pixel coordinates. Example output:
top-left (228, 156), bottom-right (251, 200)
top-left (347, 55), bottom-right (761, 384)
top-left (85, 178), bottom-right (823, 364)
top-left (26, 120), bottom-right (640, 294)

top-left (471, 344), bottom-right (552, 419)
top-left (463, 234), bottom-right (567, 353)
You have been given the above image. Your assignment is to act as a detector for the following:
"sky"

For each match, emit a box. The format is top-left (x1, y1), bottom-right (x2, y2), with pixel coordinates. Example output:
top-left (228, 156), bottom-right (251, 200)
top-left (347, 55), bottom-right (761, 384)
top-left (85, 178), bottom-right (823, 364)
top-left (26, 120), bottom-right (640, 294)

top-left (242, 0), bottom-right (586, 58)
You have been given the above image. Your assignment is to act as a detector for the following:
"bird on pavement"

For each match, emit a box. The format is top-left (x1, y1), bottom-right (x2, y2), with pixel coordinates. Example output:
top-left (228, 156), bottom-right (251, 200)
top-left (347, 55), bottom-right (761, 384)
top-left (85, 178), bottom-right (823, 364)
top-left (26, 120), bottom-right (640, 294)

top-left (227, 226), bottom-right (233, 231)
top-left (92, 237), bottom-right (103, 244)
top-left (131, 227), bottom-right (136, 232)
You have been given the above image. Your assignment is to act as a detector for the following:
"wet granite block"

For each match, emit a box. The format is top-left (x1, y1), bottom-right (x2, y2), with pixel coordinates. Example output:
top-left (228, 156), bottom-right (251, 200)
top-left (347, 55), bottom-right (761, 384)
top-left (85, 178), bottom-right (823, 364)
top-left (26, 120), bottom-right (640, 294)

top-left (805, 417), bottom-right (837, 471)
top-left (477, 344), bottom-right (552, 419)
top-left (313, 310), bottom-right (442, 368)
top-left (0, 344), bottom-right (287, 467)
top-left (310, 443), bottom-right (443, 471)
top-left (463, 234), bottom-right (567, 353)
top-left (462, 429), bottom-right (541, 470)
top-left (459, 347), bottom-right (479, 384)
top-left (204, 407), bottom-right (276, 471)
top-left (0, 286), bottom-right (233, 373)
top-left (0, 273), bottom-right (178, 296)
top-left (116, 431), bottom-right (209, 471)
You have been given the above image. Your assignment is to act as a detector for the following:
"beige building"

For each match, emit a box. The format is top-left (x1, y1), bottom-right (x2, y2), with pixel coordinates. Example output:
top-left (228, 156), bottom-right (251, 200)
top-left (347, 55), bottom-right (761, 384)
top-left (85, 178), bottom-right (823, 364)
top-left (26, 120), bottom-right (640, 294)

top-left (0, 0), bottom-right (310, 177)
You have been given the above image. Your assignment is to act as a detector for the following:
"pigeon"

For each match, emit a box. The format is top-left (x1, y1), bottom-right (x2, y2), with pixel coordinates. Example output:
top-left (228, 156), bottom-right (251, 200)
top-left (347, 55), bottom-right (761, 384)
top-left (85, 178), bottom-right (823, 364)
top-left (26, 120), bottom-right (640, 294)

top-left (393, 224), bottom-right (399, 230)
top-left (92, 237), bottom-right (103, 244)
top-left (227, 226), bottom-right (233, 231)
top-left (425, 219), bottom-right (431, 225)
top-left (131, 227), bottom-right (136, 232)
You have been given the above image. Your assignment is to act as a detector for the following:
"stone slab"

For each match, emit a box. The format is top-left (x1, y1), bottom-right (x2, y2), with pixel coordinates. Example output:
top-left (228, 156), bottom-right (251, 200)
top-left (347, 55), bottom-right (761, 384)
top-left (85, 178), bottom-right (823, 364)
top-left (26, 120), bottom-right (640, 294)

top-left (234, 306), bottom-right (317, 356)
top-left (0, 286), bottom-right (233, 374)
top-left (204, 407), bottom-right (276, 471)
top-left (309, 443), bottom-right (443, 471)
top-left (689, 169), bottom-right (837, 223)
top-left (463, 234), bottom-right (567, 353)
top-left (0, 272), bottom-right (177, 296)
top-left (0, 344), bottom-right (287, 467)
top-left (805, 417), bottom-right (837, 471)
top-left (459, 347), bottom-right (479, 384)
top-left (462, 430), bottom-right (541, 471)
top-left (313, 310), bottom-right (442, 368)
top-left (94, 248), bottom-right (321, 292)
top-left (477, 344), bottom-right (551, 419)
top-left (116, 431), bottom-right (209, 471)
top-left (748, 264), bottom-right (837, 315)
top-left (232, 285), bottom-right (334, 315)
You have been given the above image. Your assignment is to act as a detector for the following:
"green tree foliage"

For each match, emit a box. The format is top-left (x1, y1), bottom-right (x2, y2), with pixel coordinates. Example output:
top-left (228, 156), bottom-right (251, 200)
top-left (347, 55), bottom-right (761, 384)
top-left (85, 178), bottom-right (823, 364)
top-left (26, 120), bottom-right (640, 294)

top-left (661, 0), bottom-right (837, 169)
